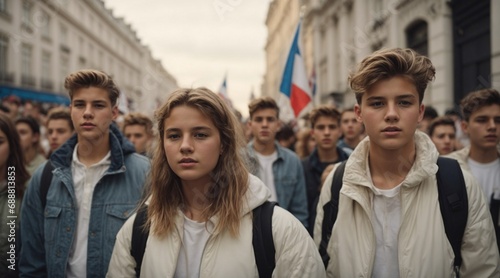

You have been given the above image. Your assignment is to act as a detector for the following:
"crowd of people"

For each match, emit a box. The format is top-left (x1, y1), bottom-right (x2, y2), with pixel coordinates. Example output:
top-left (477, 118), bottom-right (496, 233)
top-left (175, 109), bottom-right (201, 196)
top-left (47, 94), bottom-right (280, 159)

top-left (0, 47), bottom-right (499, 277)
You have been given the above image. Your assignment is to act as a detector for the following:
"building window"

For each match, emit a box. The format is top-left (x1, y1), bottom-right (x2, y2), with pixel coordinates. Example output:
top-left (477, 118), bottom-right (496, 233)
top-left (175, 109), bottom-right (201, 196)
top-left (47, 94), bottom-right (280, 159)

top-left (0, 34), bottom-right (7, 72)
top-left (60, 54), bottom-right (69, 91)
top-left (0, 0), bottom-right (7, 13)
top-left (21, 44), bottom-right (34, 86)
top-left (41, 51), bottom-right (52, 90)
top-left (22, 1), bottom-right (32, 28)
top-left (0, 34), bottom-right (9, 81)
top-left (60, 24), bottom-right (67, 45)
top-left (406, 20), bottom-right (428, 56)
top-left (40, 10), bottom-right (51, 40)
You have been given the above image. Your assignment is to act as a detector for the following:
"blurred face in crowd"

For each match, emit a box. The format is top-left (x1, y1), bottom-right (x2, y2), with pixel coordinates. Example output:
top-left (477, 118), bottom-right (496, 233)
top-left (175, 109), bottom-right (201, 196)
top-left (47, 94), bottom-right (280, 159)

top-left (430, 125), bottom-right (456, 155)
top-left (124, 124), bottom-right (151, 154)
top-left (312, 116), bottom-right (342, 151)
top-left (16, 122), bottom-right (38, 152)
top-left (70, 87), bottom-right (117, 143)
top-left (249, 108), bottom-right (280, 146)
top-left (47, 119), bottom-right (74, 151)
top-left (0, 129), bottom-right (9, 172)
top-left (355, 76), bottom-right (424, 154)
top-left (340, 111), bottom-right (363, 141)
top-left (462, 104), bottom-right (500, 151)
top-left (163, 105), bottom-right (221, 186)
top-left (3, 102), bottom-right (19, 120)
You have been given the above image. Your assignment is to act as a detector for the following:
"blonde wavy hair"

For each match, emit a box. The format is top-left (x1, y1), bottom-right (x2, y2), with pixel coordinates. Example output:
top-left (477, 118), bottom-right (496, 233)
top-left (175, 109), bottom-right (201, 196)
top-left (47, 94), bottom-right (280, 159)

top-left (144, 87), bottom-right (249, 238)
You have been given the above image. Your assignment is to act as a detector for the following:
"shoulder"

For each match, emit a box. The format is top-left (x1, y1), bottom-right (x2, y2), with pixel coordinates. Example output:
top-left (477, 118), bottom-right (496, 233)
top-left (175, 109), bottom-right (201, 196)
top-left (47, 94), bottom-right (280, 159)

top-left (277, 146), bottom-right (301, 164)
top-left (125, 153), bottom-right (150, 169)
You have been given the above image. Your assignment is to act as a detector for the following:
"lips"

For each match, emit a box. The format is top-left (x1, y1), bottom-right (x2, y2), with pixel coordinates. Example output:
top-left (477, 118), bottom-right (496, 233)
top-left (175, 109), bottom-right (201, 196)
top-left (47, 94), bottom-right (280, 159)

top-left (81, 122), bottom-right (95, 127)
top-left (179, 158), bottom-right (197, 163)
top-left (382, 126), bottom-right (402, 132)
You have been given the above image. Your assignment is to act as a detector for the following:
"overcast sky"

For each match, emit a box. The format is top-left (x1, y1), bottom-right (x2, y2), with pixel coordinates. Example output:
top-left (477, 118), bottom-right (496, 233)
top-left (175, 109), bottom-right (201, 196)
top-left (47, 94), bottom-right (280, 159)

top-left (105, 0), bottom-right (270, 117)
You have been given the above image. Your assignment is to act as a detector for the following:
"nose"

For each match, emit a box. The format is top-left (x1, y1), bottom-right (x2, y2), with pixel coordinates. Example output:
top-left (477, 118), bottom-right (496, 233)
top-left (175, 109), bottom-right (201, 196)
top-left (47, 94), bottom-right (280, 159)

top-left (384, 103), bottom-right (399, 122)
top-left (83, 104), bottom-right (93, 119)
top-left (487, 119), bottom-right (497, 131)
top-left (180, 136), bottom-right (194, 154)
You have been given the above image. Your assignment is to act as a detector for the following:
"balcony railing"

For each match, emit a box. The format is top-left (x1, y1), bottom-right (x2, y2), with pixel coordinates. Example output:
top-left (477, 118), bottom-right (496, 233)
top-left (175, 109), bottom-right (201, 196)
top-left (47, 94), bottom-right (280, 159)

top-left (0, 72), bottom-right (14, 84)
top-left (41, 78), bottom-right (54, 90)
top-left (21, 74), bottom-right (36, 86)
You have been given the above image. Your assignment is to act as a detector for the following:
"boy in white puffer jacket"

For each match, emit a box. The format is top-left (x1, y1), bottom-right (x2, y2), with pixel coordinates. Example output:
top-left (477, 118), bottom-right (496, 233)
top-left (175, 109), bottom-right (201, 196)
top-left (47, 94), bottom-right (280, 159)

top-left (314, 48), bottom-right (499, 277)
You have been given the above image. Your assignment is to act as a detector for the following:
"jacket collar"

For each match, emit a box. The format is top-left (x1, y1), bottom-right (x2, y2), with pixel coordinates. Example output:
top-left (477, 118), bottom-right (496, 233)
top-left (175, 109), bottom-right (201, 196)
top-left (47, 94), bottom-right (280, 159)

top-left (344, 130), bottom-right (439, 189)
top-left (50, 123), bottom-right (135, 172)
top-left (247, 140), bottom-right (285, 160)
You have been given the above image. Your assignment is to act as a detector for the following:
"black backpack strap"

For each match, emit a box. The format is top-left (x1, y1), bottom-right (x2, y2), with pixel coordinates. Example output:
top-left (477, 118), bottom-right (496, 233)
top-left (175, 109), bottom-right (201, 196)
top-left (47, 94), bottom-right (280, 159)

top-left (40, 161), bottom-right (54, 208)
top-left (253, 201), bottom-right (277, 278)
top-left (436, 157), bottom-right (468, 277)
top-left (131, 205), bottom-right (149, 278)
top-left (319, 161), bottom-right (347, 268)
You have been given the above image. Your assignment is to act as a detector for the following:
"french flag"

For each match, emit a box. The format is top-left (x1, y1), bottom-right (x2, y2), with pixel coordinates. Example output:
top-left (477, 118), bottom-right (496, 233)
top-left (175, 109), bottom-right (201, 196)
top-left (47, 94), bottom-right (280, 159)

top-left (279, 20), bottom-right (312, 118)
top-left (218, 75), bottom-right (233, 108)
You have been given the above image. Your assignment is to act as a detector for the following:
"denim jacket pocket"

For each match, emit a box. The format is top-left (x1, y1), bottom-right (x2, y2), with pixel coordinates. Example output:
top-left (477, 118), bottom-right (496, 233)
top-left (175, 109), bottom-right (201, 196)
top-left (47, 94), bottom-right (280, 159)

top-left (44, 206), bottom-right (62, 244)
top-left (104, 205), bottom-right (136, 255)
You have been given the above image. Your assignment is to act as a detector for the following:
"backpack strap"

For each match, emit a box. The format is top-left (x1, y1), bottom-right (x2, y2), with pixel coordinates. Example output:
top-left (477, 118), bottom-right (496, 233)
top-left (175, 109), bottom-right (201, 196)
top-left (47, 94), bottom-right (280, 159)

top-left (40, 161), bottom-right (54, 208)
top-left (130, 201), bottom-right (277, 278)
top-left (436, 157), bottom-right (468, 276)
top-left (319, 161), bottom-right (347, 268)
top-left (131, 205), bottom-right (149, 278)
top-left (252, 201), bottom-right (277, 278)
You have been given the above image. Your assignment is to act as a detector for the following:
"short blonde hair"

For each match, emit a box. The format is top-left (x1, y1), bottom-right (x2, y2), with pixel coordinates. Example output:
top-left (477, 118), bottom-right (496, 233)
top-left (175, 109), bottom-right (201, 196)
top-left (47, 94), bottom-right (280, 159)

top-left (64, 69), bottom-right (120, 107)
top-left (349, 48), bottom-right (435, 104)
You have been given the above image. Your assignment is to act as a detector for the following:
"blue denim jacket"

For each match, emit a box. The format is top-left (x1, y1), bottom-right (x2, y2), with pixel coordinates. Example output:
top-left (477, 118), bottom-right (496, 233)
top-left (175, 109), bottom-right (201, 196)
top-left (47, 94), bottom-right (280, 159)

top-left (247, 141), bottom-right (308, 227)
top-left (19, 124), bottom-right (150, 278)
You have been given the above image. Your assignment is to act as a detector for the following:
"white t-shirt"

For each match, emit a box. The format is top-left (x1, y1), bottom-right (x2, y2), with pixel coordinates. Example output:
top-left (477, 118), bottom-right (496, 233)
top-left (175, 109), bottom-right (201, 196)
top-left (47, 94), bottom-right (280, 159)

top-left (255, 151), bottom-right (279, 202)
top-left (67, 144), bottom-right (111, 278)
top-left (368, 164), bottom-right (402, 278)
top-left (468, 157), bottom-right (500, 205)
top-left (174, 215), bottom-right (213, 278)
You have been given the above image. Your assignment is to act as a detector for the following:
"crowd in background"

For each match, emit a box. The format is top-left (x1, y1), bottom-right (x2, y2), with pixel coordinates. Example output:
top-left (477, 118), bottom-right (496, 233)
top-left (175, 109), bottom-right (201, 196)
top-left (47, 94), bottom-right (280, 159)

top-left (0, 48), bottom-right (499, 277)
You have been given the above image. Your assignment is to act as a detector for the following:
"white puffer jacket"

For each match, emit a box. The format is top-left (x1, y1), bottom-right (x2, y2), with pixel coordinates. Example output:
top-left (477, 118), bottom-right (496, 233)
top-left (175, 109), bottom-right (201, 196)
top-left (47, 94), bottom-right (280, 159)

top-left (107, 174), bottom-right (326, 277)
top-left (314, 131), bottom-right (500, 277)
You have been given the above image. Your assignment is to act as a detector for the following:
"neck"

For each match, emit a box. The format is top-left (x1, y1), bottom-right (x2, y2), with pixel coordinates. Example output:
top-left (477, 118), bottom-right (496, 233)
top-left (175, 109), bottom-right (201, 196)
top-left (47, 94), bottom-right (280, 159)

top-left (253, 140), bottom-right (276, 155)
top-left (344, 136), bottom-right (361, 149)
top-left (317, 147), bottom-right (338, 162)
top-left (181, 180), bottom-right (211, 221)
top-left (469, 145), bottom-right (500, 163)
top-left (368, 142), bottom-right (416, 190)
top-left (76, 136), bottom-right (110, 167)
top-left (24, 147), bottom-right (37, 164)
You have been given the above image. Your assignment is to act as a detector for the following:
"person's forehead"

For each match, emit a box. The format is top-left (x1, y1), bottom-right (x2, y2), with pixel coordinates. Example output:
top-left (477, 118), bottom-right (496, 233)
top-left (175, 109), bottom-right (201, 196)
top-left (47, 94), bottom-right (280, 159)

top-left (48, 119), bottom-right (72, 129)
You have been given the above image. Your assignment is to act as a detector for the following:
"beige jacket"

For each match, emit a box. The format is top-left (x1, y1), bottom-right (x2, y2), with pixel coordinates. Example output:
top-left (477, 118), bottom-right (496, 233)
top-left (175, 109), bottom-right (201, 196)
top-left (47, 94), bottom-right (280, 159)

top-left (314, 131), bottom-right (500, 277)
top-left (446, 145), bottom-right (500, 173)
top-left (107, 174), bottom-right (326, 278)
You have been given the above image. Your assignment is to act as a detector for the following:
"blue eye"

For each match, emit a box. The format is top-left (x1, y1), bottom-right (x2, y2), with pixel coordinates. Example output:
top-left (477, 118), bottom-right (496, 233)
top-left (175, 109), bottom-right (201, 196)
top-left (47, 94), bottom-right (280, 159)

top-left (167, 134), bottom-right (180, 140)
top-left (370, 101), bottom-right (383, 107)
top-left (194, 133), bottom-right (208, 139)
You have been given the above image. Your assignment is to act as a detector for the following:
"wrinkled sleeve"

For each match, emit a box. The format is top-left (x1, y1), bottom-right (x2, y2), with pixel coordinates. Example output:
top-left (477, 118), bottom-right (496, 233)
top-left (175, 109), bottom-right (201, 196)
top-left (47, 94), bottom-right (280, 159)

top-left (460, 170), bottom-right (500, 277)
top-left (106, 214), bottom-right (137, 278)
top-left (19, 164), bottom-right (47, 277)
top-left (313, 164), bottom-right (337, 247)
top-left (272, 206), bottom-right (326, 278)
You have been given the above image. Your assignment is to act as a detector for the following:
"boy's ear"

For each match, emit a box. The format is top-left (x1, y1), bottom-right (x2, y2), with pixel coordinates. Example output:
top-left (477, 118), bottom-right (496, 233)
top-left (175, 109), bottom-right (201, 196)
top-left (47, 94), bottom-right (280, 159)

top-left (417, 104), bottom-right (425, 123)
top-left (111, 106), bottom-right (119, 121)
top-left (354, 104), bottom-right (362, 122)
top-left (461, 120), bottom-right (469, 135)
